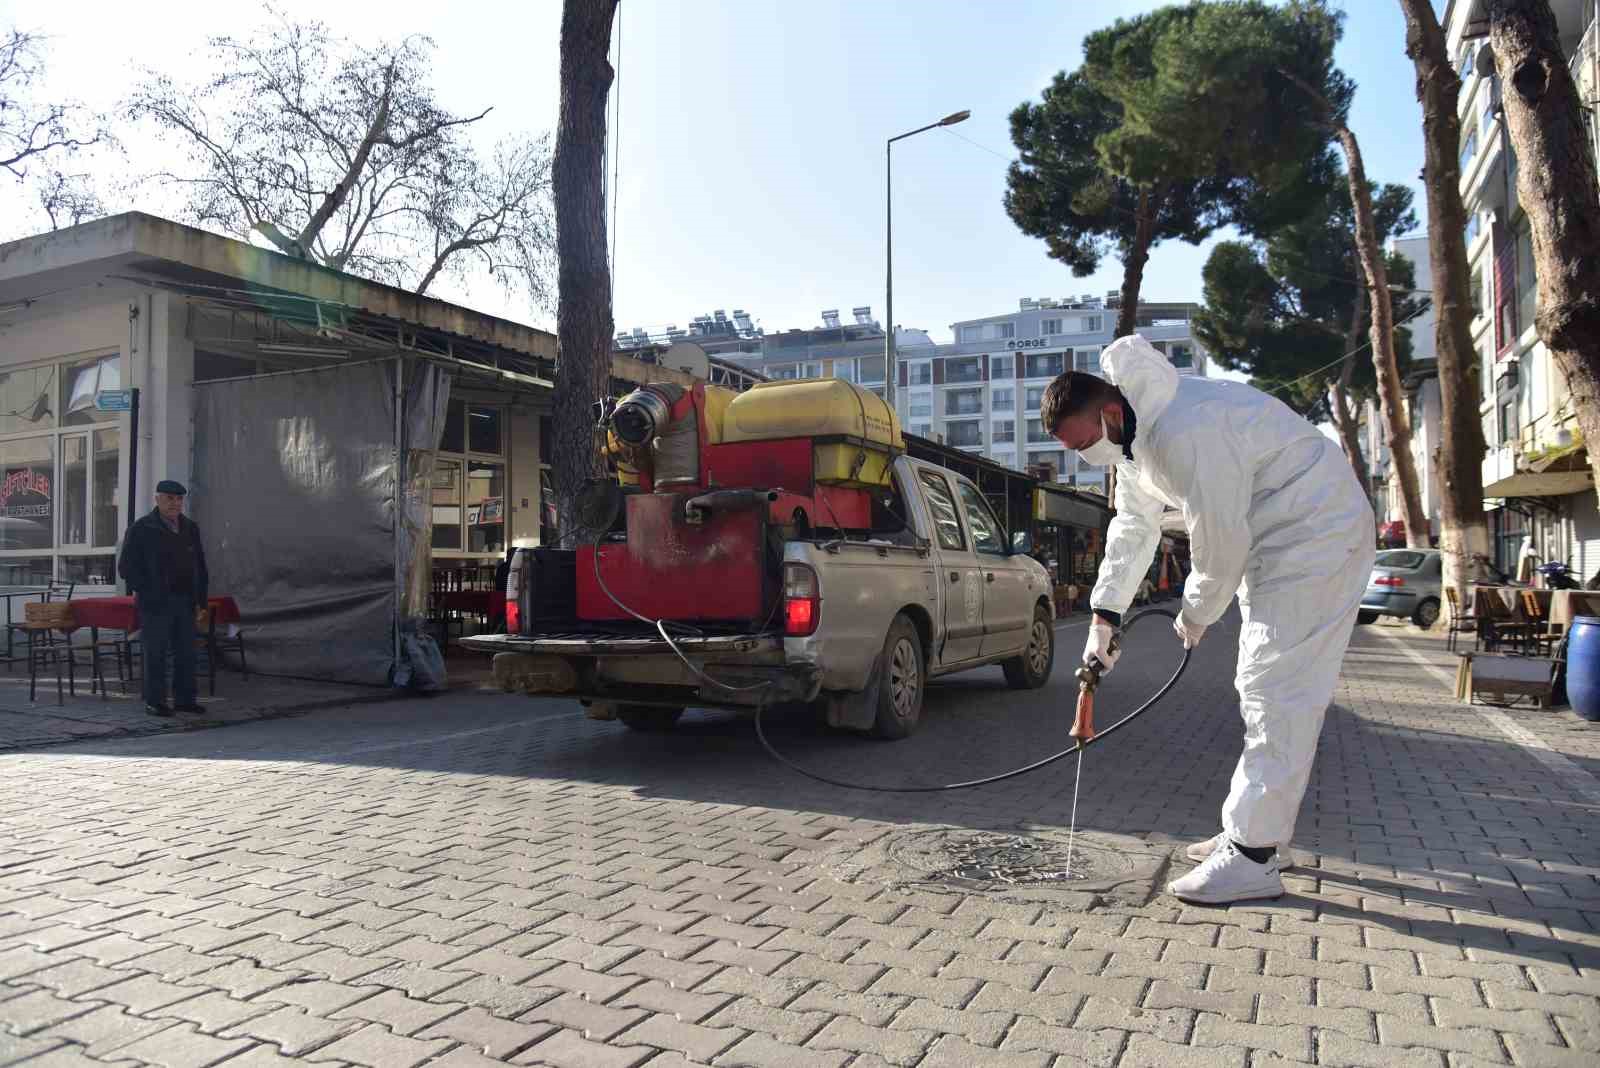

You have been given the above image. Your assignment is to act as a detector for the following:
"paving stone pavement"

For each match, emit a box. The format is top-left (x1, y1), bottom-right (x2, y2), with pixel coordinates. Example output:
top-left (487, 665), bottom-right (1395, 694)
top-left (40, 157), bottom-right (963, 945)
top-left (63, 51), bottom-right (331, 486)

top-left (1, 609), bottom-right (1597, 1066)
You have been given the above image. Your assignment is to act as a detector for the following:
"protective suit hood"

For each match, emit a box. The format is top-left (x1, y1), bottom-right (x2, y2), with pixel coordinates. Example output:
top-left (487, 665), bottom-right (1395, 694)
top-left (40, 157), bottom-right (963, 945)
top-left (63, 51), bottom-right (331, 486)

top-left (1100, 334), bottom-right (1180, 431)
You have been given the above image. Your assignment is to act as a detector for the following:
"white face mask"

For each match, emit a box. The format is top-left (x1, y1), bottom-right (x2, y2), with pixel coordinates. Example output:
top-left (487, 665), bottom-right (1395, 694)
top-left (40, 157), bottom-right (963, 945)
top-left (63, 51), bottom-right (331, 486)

top-left (1078, 414), bottom-right (1123, 467)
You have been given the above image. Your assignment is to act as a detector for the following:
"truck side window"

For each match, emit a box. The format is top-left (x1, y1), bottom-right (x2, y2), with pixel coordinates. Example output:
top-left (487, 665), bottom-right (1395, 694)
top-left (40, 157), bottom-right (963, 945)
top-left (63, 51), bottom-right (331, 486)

top-left (957, 482), bottom-right (1006, 556)
top-left (918, 470), bottom-right (966, 552)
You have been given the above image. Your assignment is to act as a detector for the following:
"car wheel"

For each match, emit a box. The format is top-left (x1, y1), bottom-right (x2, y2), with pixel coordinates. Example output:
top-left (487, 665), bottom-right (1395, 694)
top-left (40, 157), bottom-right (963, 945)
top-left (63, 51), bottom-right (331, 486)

top-left (872, 614), bottom-right (926, 740)
top-left (1357, 611), bottom-right (1379, 625)
top-left (1413, 598), bottom-right (1440, 630)
top-left (617, 705), bottom-right (684, 732)
top-left (1003, 605), bottom-right (1055, 689)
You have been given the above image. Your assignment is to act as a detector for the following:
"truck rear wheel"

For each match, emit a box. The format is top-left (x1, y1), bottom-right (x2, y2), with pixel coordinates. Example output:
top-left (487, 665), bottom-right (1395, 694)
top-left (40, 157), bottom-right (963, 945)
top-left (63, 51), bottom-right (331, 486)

top-left (617, 705), bottom-right (684, 732)
top-left (872, 615), bottom-right (926, 740)
top-left (1003, 605), bottom-right (1055, 689)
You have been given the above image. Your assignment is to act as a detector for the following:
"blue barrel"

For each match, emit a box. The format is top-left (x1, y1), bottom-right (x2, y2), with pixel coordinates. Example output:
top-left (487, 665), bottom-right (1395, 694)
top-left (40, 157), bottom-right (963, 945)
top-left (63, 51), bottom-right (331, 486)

top-left (1565, 616), bottom-right (1600, 722)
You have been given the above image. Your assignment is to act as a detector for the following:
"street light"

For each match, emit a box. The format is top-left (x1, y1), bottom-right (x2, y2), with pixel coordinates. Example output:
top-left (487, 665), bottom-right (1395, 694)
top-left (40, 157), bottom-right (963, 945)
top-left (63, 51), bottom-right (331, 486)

top-left (885, 109), bottom-right (970, 412)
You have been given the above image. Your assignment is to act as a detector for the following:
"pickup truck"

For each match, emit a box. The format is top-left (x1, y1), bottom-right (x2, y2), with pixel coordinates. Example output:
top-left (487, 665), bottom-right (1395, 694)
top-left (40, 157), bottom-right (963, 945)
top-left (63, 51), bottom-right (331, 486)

top-left (463, 455), bottom-right (1057, 739)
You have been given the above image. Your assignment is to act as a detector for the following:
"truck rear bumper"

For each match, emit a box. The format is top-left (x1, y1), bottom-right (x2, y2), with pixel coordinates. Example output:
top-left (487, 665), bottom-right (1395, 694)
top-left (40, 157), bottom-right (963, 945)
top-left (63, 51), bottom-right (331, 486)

top-left (462, 631), bottom-right (818, 709)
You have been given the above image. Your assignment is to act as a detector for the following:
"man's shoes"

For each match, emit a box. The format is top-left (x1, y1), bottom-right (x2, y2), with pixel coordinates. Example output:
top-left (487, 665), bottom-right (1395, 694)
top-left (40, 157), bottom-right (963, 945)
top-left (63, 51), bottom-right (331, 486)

top-left (145, 704), bottom-right (174, 718)
top-left (1169, 841), bottom-right (1284, 904)
top-left (1186, 831), bottom-right (1292, 870)
top-left (173, 703), bottom-right (205, 716)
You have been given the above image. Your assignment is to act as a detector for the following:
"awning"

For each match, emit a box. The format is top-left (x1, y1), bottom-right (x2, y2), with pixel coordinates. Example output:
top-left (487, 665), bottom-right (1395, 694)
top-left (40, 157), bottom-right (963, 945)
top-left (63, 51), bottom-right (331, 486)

top-left (1483, 469), bottom-right (1596, 499)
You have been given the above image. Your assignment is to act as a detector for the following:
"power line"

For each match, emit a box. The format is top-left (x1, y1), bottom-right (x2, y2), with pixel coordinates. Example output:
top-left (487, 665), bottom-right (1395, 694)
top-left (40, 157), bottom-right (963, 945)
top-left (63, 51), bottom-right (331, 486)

top-left (1258, 299), bottom-right (1434, 397)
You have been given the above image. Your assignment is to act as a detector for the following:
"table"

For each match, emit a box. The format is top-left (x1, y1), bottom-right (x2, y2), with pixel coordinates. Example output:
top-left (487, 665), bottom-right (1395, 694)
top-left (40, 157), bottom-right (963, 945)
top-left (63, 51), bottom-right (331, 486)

top-left (68, 596), bottom-right (242, 631)
top-left (1547, 590), bottom-right (1600, 628)
top-left (1472, 586), bottom-right (1551, 621)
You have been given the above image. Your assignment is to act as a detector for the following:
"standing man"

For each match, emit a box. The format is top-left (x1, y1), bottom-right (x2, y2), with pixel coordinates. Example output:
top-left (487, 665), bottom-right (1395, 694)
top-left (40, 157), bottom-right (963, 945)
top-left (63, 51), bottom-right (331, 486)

top-left (1043, 335), bottom-right (1374, 904)
top-left (118, 480), bottom-right (209, 718)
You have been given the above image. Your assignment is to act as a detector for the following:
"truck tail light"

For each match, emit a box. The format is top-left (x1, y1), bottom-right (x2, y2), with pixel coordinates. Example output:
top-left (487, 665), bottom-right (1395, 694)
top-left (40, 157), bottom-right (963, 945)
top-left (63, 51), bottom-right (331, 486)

top-left (783, 563), bottom-right (821, 637)
top-left (505, 551), bottom-right (523, 633)
top-left (1374, 574), bottom-right (1405, 587)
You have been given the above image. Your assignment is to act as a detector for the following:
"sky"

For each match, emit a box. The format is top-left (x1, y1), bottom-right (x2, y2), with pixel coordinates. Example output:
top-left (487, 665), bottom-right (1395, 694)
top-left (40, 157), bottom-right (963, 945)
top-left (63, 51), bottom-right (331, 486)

top-left (4, 0), bottom-right (1433, 351)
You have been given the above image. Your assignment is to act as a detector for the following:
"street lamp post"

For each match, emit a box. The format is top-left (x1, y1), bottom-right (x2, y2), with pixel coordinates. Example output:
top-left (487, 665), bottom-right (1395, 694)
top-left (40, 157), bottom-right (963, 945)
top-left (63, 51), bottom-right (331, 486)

top-left (885, 109), bottom-right (970, 413)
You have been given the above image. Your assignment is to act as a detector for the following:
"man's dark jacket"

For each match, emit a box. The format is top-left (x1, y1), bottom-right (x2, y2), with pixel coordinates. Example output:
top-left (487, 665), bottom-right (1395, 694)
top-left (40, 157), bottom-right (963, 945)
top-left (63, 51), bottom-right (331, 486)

top-left (118, 509), bottom-right (209, 610)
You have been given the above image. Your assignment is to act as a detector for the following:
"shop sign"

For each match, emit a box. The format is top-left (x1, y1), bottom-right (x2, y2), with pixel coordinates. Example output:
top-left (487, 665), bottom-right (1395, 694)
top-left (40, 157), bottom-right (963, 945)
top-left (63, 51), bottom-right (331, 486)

top-left (1006, 338), bottom-right (1054, 350)
top-left (94, 389), bottom-right (134, 412)
top-left (1034, 486), bottom-right (1106, 528)
top-left (0, 468), bottom-right (52, 519)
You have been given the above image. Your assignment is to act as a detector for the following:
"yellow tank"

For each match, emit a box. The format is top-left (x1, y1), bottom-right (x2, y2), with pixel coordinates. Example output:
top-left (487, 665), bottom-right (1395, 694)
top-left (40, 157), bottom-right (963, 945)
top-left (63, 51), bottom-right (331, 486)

top-left (722, 379), bottom-right (904, 488)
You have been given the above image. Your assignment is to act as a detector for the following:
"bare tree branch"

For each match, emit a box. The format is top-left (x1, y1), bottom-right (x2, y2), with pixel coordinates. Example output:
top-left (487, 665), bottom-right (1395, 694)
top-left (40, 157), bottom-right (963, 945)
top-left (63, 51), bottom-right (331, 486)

top-left (1, 27), bottom-right (112, 231)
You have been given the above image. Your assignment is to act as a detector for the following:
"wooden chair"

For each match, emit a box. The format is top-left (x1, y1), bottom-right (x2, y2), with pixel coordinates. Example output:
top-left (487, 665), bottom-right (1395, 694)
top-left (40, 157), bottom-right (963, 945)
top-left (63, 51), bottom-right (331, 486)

top-left (23, 598), bottom-right (79, 704)
top-left (1481, 594), bottom-right (1536, 655)
top-left (5, 579), bottom-right (74, 674)
top-left (1521, 590), bottom-right (1561, 657)
top-left (1445, 587), bottom-right (1476, 653)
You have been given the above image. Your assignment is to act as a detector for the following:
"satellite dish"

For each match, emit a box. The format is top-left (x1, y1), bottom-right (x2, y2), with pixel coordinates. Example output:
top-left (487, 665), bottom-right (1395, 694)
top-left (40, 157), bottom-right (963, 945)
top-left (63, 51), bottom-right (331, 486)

top-left (661, 341), bottom-right (711, 380)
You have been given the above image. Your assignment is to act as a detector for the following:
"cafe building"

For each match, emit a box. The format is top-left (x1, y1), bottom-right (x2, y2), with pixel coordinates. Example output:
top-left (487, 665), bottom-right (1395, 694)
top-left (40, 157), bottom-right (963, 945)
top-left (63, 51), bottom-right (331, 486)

top-left (0, 212), bottom-right (694, 683)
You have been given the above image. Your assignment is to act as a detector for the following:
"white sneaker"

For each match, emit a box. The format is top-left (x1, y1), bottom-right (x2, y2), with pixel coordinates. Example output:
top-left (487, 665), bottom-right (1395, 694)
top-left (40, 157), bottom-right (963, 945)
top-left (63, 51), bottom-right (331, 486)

top-left (1186, 831), bottom-right (1291, 870)
top-left (1168, 841), bottom-right (1284, 904)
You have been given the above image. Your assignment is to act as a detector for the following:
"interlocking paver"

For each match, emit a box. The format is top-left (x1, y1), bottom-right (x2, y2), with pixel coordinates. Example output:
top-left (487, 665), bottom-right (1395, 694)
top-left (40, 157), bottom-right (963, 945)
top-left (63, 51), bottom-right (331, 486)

top-left (315, 1022), bottom-right (451, 1067)
top-left (117, 1021), bottom-right (254, 1067)
top-left (34, 1003), bottom-right (175, 1057)
top-left (223, 1005), bottom-right (361, 1057)
top-left (711, 1033), bottom-right (849, 1068)
top-left (514, 1027), bottom-right (654, 1068)
top-left (0, 988), bottom-right (100, 1034)
top-left (418, 1005), bottom-right (554, 1059)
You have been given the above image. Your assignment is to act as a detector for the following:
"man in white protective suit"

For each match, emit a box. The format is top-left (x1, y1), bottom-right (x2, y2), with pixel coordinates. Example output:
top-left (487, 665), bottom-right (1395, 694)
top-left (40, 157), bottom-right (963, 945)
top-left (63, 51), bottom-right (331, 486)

top-left (1042, 334), bottom-right (1374, 904)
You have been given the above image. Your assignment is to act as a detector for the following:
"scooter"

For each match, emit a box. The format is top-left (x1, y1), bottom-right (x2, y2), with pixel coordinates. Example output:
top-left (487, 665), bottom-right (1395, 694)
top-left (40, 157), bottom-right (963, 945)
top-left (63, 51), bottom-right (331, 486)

top-left (1538, 561), bottom-right (1582, 590)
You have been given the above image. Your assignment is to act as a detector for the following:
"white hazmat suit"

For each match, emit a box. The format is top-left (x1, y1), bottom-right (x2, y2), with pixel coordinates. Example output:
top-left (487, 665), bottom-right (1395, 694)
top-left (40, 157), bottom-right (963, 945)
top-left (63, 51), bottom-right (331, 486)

top-left (1090, 335), bottom-right (1374, 850)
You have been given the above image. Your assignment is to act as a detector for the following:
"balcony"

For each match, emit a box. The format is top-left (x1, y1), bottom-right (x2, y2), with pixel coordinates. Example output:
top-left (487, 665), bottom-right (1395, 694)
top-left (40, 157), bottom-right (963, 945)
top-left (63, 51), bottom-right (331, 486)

top-left (944, 420), bottom-right (983, 449)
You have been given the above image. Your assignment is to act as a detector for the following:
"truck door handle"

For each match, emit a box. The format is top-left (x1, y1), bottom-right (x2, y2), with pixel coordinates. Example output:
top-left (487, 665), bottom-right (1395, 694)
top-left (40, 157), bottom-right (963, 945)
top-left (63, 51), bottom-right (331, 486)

top-left (985, 572), bottom-right (995, 583)
top-left (950, 572), bottom-right (960, 583)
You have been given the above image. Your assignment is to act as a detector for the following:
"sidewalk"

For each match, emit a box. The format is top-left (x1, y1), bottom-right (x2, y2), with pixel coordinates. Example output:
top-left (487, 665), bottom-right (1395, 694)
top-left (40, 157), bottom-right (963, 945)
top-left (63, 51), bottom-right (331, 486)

top-left (0, 653), bottom-right (498, 754)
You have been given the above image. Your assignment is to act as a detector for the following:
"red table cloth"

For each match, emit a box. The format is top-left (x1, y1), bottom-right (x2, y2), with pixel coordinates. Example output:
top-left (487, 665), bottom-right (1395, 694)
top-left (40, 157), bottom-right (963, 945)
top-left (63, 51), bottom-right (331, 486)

top-left (70, 596), bottom-right (242, 631)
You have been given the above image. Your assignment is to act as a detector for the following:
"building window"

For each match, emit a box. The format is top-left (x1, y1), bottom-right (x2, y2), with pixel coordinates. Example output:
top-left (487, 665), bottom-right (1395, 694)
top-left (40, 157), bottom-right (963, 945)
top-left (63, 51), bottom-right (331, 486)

top-left (1074, 347), bottom-right (1102, 373)
top-left (1083, 315), bottom-right (1103, 333)
top-left (857, 355), bottom-right (886, 383)
top-left (993, 420), bottom-right (1015, 444)
top-left (1516, 223), bottom-right (1537, 342)
top-left (0, 353), bottom-right (124, 586)
top-left (1470, 265), bottom-right (1484, 319)
top-left (990, 354), bottom-right (1014, 379)
top-left (1460, 127), bottom-right (1477, 172)
top-left (1464, 212), bottom-right (1480, 247)
top-left (907, 361), bottom-right (932, 386)
top-left (946, 421), bottom-right (983, 448)
top-left (801, 361), bottom-right (823, 379)
top-left (945, 389), bottom-right (983, 416)
top-left (1027, 449), bottom-right (1068, 481)
top-left (1025, 385), bottom-right (1046, 412)
top-left (771, 364), bottom-right (798, 380)
top-left (945, 357), bottom-right (982, 384)
top-left (1025, 352), bottom-right (1064, 379)
top-left (1041, 318), bottom-right (1063, 336)
top-left (833, 360), bottom-right (856, 383)
top-left (991, 388), bottom-right (1014, 411)
top-left (909, 397), bottom-right (932, 418)
top-left (910, 422), bottom-right (931, 438)
top-left (959, 326), bottom-right (981, 343)
top-left (993, 323), bottom-right (1016, 340)
top-left (1026, 422), bottom-right (1055, 444)
top-left (991, 451), bottom-right (1015, 469)
top-left (1459, 43), bottom-right (1474, 77)
top-left (1169, 344), bottom-right (1194, 369)
top-left (434, 399), bottom-right (508, 557)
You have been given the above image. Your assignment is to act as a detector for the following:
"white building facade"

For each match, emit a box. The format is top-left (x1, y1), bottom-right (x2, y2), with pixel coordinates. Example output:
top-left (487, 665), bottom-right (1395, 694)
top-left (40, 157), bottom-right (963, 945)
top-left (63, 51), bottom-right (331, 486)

top-left (1442, 0), bottom-right (1600, 575)
top-left (896, 297), bottom-right (1209, 492)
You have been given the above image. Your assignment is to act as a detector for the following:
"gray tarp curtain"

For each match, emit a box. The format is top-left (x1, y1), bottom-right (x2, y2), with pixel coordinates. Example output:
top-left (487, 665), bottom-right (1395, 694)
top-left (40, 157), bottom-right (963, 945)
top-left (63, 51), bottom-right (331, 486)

top-left (192, 357), bottom-right (451, 685)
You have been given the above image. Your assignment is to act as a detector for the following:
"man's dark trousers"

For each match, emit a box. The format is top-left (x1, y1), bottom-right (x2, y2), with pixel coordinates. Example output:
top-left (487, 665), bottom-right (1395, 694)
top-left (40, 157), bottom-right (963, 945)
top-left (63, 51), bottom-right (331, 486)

top-left (141, 598), bottom-right (197, 708)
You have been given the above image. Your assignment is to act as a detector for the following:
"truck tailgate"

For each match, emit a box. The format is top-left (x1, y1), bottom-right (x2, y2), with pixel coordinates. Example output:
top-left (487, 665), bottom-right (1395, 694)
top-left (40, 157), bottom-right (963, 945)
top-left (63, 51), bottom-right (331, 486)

top-left (462, 631), bottom-right (780, 657)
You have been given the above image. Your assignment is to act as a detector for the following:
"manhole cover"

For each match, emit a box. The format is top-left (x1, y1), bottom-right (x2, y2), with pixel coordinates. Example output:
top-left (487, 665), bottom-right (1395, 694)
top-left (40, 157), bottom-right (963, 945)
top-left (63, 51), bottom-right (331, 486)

top-left (825, 826), bottom-right (1172, 911)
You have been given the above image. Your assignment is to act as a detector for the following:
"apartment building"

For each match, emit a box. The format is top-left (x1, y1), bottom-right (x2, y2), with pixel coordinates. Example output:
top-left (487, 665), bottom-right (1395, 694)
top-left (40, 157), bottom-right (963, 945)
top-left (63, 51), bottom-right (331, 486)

top-left (1441, 0), bottom-right (1600, 575)
top-left (896, 296), bottom-right (1208, 492)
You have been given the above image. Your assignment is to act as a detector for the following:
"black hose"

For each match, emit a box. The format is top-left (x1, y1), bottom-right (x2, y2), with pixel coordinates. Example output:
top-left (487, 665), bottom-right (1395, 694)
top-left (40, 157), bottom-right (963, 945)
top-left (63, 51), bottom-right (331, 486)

top-left (754, 606), bottom-right (1191, 793)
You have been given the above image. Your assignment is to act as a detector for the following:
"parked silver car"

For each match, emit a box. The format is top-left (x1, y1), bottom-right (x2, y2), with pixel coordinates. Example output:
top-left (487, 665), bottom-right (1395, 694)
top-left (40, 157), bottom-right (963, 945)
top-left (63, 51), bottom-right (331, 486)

top-left (1358, 548), bottom-right (1442, 628)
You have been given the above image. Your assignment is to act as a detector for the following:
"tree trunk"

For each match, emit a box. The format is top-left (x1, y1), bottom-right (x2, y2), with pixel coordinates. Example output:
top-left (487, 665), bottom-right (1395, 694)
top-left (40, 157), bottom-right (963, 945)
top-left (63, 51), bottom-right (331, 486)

top-left (1114, 189), bottom-right (1155, 339)
top-left (1489, 1), bottom-right (1600, 509)
top-left (551, 0), bottom-right (619, 547)
top-left (1335, 124), bottom-right (1430, 548)
top-left (1331, 286), bottom-right (1371, 494)
top-left (1402, 0), bottom-right (1491, 621)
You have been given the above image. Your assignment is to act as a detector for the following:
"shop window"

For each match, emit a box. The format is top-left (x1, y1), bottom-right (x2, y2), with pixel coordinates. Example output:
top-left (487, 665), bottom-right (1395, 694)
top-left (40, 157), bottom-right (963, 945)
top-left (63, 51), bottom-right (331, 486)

top-left (468, 406), bottom-right (503, 455)
top-left (431, 459), bottom-right (463, 550)
top-left (61, 435), bottom-right (88, 546)
top-left (62, 355), bottom-right (120, 426)
top-left (92, 429), bottom-right (119, 547)
top-left (0, 436), bottom-right (55, 553)
top-left (466, 462), bottom-right (506, 553)
top-left (0, 365), bottom-right (57, 437)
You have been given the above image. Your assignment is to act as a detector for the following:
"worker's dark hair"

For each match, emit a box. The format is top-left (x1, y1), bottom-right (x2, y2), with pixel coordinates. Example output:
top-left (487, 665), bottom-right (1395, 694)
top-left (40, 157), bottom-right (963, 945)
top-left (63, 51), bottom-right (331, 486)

top-left (1040, 371), bottom-right (1118, 436)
